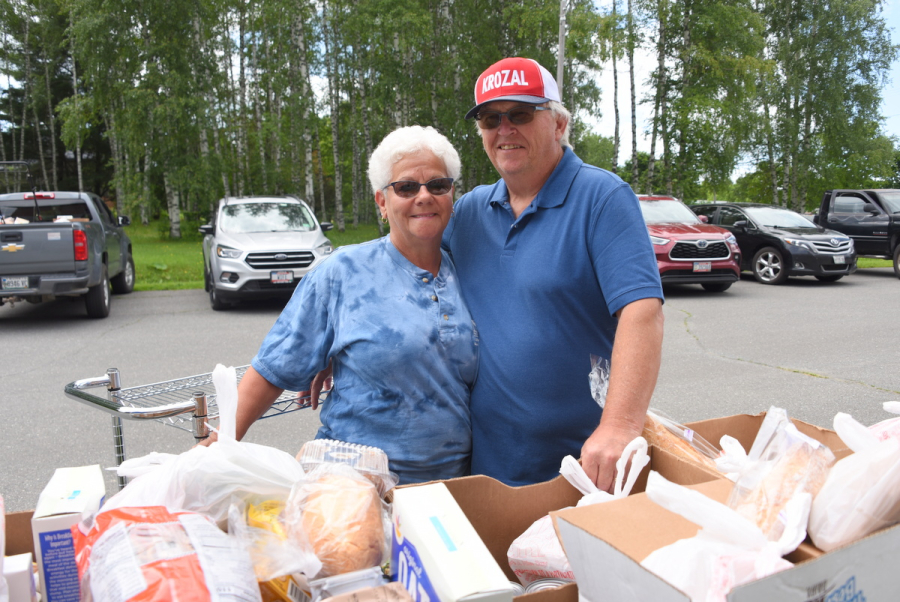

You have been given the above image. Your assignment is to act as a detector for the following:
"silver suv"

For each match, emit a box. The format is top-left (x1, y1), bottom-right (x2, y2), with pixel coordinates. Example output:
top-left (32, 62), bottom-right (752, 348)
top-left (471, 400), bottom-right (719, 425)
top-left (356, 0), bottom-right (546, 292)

top-left (200, 196), bottom-right (333, 310)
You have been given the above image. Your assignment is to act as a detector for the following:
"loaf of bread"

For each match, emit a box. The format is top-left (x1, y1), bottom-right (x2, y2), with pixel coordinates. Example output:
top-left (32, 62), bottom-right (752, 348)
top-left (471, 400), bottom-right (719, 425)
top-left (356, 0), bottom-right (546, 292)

top-left (731, 438), bottom-right (834, 540)
top-left (643, 413), bottom-right (719, 471)
top-left (289, 467), bottom-right (385, 577)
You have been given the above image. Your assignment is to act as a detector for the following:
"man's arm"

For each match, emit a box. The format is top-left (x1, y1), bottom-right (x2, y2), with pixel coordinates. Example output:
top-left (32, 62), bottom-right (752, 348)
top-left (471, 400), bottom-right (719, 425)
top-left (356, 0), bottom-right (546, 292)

top-left (580, 297), bottom-right (664, 491)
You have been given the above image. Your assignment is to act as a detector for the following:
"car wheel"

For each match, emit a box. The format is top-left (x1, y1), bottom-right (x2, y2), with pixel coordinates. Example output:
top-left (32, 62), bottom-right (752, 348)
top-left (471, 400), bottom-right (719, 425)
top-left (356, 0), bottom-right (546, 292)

top-left (815, 274), bottom-right (843, 282)
top-left (111, 255), bottom-right (136, 294)
top-left (752, 247), bottom-right (788, 285)
top-left (209, 279), bottom-right (230, 311)
top-left (893, 245), bottom-right (900, 279)
top-left (84, 265), bottom-right (111, 318)
top-left (701, 282), bottom-right (732, 292)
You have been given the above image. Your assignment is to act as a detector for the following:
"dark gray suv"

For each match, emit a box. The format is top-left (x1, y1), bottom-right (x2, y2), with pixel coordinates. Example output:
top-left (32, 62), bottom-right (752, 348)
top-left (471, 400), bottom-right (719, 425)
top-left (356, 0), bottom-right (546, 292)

top-left (691, 203), bottom-right (857, 284)
top-left (200, 196), bottom-right (333, 309)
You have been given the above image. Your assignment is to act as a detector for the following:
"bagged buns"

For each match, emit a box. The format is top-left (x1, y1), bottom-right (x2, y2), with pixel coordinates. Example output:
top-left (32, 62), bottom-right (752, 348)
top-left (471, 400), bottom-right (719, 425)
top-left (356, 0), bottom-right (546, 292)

top-left (287, 464), bottom-right (386, 577)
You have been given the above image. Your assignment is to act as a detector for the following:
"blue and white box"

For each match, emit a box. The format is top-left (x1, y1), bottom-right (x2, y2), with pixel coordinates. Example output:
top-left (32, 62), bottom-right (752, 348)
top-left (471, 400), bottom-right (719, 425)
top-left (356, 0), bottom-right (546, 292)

top-left (31, 465), bottom-right (106, 602)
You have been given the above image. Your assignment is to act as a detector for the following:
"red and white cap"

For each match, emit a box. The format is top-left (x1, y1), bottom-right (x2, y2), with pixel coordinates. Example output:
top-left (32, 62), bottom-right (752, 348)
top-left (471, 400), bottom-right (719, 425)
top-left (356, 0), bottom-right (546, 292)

top-left (465, 57), bottom-right (560, 119)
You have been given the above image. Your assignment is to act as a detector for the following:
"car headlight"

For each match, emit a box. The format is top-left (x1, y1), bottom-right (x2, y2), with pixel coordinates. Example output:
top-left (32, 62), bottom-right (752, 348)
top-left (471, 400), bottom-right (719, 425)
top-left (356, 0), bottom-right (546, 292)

top-left (649, 235), bottom-right (670, 246)
top-left (725, 234), bottom-right (737, 245)
top-left (316, 241), bottom-right (334, 256)
top-left (216, 245), bottom-right (243, 259)
top-left (783, 238), bottom-right (815, 253)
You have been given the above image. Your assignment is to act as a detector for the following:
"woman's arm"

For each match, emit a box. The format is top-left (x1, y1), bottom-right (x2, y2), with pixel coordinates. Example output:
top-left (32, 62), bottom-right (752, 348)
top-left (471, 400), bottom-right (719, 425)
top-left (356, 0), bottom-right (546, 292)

top-left (234, 366), bottom-right (285, 440)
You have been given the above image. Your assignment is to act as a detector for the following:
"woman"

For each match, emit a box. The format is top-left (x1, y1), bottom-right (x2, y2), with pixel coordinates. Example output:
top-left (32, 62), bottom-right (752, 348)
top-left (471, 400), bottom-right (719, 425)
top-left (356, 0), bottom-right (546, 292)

top-left (232, 126), bottom-right (478, 484)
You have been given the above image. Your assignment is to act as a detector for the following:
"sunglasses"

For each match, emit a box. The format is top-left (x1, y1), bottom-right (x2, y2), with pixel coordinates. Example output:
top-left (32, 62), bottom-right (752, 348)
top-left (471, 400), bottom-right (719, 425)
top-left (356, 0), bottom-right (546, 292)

top-left (474, 106), bottom-right (551, 129)
top-left (383, 177), bottom-right (454, 198)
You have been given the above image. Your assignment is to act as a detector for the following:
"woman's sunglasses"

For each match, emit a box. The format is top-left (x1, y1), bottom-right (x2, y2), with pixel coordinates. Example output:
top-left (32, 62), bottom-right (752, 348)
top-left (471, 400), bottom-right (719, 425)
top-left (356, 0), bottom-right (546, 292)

top-left (474, 106), bottom-right (551, 130)
top-left (383, 177), bottom-right (454, 199)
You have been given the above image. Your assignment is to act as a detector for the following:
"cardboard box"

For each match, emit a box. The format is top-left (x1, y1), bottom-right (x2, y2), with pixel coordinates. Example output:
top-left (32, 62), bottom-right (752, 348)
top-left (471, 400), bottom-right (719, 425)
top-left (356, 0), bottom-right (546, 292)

top-left (31, 465), bottom-right (106, 602)
top-left (396, 445), bottom-right (720, 602)
top-left (553, 413), bottom-right (899, 601)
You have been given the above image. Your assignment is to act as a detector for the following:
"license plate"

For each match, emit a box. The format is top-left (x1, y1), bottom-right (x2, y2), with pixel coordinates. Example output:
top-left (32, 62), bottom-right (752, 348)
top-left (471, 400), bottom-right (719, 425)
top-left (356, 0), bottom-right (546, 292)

top-left (693, 262), bottom-right (712, 273)
top-left (270, 270), bottom-right (294, 284)
top-left (833, 255), bottom-right (845, 265)
top-left (1, 276), bottom-right (28, 290)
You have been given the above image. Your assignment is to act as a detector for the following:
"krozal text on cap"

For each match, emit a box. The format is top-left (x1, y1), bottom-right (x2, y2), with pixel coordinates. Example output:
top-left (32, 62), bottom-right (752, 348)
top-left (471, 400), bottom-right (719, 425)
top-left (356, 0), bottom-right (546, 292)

top-left (465, 57), bottom-right (561, 119)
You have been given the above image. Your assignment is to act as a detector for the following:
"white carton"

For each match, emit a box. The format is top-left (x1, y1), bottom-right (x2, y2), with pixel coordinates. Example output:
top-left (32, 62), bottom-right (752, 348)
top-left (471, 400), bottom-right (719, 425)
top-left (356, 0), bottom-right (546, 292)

top-left (392, 483), bottom-right (513, 602)
top-left (553, 478), bottom-right (900, 602)
top-left (3, 553), bottom-right (37, 602)
top-left (31, 465), bottom-right (106, 602)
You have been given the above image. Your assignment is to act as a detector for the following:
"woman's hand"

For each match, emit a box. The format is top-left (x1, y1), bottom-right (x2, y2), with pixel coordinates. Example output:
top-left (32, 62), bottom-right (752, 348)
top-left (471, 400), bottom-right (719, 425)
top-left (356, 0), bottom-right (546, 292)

top-left (302, 361), bottom-right (333, 410)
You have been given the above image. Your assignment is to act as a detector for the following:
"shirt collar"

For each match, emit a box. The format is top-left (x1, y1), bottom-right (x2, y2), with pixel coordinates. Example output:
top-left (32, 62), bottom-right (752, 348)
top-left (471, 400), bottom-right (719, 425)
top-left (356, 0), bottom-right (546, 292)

top-left (487, 147), bottom-right (583, 210)
top-left (382, 236), bottom-right (448, 283)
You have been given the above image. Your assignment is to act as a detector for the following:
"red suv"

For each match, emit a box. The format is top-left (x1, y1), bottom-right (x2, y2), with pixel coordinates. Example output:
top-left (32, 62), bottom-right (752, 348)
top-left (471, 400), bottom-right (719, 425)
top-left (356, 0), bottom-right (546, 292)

top-left (637, 195), bottom-right (742, 292)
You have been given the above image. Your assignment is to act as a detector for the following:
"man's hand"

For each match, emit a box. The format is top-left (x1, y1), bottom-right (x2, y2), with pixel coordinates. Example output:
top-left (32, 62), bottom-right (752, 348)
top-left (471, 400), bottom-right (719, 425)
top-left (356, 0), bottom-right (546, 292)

top-left (301, 361), bottom-right (333, 410)
top-left (581, 420), bottom-right (644, 493)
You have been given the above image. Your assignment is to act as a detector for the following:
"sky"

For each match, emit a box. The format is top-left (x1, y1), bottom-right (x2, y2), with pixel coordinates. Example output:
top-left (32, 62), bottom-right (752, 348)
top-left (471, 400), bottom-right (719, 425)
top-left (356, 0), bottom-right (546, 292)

top-left (586, 0), bottom-right (900, 175)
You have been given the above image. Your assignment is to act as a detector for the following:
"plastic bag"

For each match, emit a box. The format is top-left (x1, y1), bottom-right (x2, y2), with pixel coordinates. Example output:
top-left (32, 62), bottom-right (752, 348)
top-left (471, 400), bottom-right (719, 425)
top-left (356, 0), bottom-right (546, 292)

top-left (284, 464), bottom-right (389, 578)
top-left (72, 506), bottom-right (262, 602)
top-left (808, 412), bottom-right (900, 551)
top-left (713, 435), bottom-right (751, 482)
top-left (727, 407), bottom-right (834, 541)
top-left (507, 438), bottom-right (649, 585)
top-left (588, 355), bottom-right (610, 409)
top-left (98, 365), bottom-right (305, 528)
top-left (227, 500), bottom-right (321, 602)
top-left (643, 409), bottom-right (720, 471)
top-left (869, 401), bottom-right (900, 442)
top-left (296, 440), bottom-right (398, 498)
top-left (641, 471), bottom-right (808, 602)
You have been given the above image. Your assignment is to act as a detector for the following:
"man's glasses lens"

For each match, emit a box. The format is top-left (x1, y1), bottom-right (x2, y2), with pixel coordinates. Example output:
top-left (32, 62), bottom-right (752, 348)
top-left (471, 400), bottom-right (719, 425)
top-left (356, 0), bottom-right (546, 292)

top-left (476, 106), bottom-right (543, 129)
top-left (387, 178), bottom-right (454, 198)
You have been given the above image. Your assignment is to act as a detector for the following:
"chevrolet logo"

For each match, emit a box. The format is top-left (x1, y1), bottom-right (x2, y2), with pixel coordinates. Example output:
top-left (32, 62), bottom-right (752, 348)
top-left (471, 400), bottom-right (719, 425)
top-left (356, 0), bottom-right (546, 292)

top-left (1, 243), bottom-right (24, 252)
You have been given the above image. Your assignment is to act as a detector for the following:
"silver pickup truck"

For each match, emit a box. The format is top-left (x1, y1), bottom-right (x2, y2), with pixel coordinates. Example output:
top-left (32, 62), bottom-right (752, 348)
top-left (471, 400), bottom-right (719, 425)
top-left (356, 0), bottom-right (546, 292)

top-left (0, 190), bottom-right (135, 318)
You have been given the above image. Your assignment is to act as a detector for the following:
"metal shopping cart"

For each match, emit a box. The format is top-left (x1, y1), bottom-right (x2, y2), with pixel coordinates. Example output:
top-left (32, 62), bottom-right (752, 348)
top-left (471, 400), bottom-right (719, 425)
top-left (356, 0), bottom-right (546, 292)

top-left (64, 365), bottom-right (327, 489)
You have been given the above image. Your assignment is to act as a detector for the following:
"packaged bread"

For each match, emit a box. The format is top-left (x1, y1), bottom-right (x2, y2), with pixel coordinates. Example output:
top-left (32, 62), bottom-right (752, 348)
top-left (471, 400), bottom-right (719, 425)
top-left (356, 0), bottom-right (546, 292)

top-left (728, 421), bottom-right (835, 541)
top-left (286, 464), bottom-right (387, 578)
top-left (242, 500), bottom-right (315, 602)
top-left (642, 409), bottom-right (720, 471)
top-left (297, 440), bottom-right (397, 497)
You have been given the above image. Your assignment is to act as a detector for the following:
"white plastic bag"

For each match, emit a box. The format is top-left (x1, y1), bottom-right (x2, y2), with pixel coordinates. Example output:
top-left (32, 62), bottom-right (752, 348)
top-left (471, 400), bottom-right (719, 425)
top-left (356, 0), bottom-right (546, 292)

top-left (508, 438), bottom-right (649, 585)
top-left (641, 471), bottom-right (808, 602)
top-left (97, 365), bottom-right (305, 527)
top-left (869, 401), bottom-right (900, 442)
top-left (808, 411), bottom-right (900, 551)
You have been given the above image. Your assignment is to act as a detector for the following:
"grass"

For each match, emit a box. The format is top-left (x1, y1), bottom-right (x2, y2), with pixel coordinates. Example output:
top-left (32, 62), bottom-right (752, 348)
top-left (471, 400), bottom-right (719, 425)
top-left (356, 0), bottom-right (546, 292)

top-left (129, 220), bottom-right (383, 291)
top-left (857, 257), bottom-right (893, 269)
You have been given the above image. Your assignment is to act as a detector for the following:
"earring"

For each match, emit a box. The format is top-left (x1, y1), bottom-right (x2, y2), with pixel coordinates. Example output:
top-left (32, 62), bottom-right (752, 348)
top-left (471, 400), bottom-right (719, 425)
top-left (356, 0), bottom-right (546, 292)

top-left (381, 215), bottom-right (387, 224)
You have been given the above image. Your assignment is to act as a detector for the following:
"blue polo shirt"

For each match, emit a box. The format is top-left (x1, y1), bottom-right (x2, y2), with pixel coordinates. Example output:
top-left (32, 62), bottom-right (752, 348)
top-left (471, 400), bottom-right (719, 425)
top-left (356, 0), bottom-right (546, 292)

top-left (253, 236), bottom-right (479, 484)
top-left (442, 147), bottom-right (662, 485)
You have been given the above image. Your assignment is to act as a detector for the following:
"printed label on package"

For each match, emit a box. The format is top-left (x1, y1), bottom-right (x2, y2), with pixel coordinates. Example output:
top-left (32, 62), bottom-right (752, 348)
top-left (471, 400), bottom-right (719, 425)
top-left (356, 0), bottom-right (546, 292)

top-left (39, 528), bottom-right (80, 602)
top-left (391, 527), bottom-right (440, 602)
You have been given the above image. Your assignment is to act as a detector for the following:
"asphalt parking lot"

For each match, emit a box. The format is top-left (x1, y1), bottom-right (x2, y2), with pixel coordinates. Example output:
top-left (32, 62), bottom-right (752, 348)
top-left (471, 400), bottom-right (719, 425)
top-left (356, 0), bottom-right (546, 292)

top-left (1, 268), bottom-right (897, 512)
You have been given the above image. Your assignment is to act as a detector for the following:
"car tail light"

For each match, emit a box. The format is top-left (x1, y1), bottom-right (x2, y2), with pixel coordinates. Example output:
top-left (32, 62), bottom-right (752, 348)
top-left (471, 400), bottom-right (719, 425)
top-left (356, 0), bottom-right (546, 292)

top-left (23, 192), bottom-right (55, 199)
top-left (74, 230), bottom-right (88, 261)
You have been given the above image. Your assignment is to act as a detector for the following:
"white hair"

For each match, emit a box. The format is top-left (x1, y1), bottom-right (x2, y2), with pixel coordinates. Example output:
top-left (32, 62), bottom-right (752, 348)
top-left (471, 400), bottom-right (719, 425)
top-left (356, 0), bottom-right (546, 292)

top-left (368, 126), bottom-right (462, 193)
top-left (472, 101), bottom-right (572, 148)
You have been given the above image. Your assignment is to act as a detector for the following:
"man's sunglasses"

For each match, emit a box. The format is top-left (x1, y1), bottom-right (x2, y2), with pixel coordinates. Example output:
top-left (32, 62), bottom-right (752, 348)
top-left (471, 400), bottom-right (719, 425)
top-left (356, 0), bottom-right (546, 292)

top-left (383, 177), bottom-right (454, 199)
top-left (474, 106), bottom-right (551, 130)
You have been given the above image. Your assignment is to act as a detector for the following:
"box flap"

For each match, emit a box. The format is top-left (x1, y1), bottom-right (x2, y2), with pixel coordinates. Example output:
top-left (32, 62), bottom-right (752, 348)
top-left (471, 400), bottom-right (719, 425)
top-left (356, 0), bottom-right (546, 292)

top-left (685, 413), bottom-right (849, 457)
top-left (33, 465), bottom-right (106, 519)
top-left (5, 510), bottom-right (35, 557)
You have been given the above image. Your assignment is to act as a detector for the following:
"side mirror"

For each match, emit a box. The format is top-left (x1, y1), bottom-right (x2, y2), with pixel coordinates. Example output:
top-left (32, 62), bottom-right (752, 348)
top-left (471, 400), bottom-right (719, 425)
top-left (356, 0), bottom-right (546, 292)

top-left (117, 215), bottom-right (131, 227)
top-left (863, 203), bottom-right (879, 214)
top-left (320, 221), bottom-right (334, 232)
top-left (733, 220), bottom-right (749, 232)
top-left (697, 215), bottom-right (709, 223)
top-left (199, 224), bottom-right (214, 235)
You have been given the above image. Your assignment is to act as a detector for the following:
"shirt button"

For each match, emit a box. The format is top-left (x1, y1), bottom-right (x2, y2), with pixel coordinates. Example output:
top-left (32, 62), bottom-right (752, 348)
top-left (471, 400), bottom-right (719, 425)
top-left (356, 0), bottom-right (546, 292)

top-left (431, 295), bottom-right (438, 302)
top-left (422, 277), bottom-right (429, 283)
top-left (443, 314), bottom-right (449, 320)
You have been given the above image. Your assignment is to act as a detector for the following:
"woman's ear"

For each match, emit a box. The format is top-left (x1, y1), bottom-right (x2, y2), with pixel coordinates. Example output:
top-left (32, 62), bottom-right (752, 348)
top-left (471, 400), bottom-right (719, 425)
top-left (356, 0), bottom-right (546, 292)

top-left (374, 190), bottom-right (387, 218)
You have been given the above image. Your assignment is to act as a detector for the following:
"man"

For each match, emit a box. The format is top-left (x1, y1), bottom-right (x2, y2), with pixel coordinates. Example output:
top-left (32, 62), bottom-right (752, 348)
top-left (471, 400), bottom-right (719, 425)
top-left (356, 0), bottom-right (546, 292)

top-left (441, 57), bottom-right (664, 490)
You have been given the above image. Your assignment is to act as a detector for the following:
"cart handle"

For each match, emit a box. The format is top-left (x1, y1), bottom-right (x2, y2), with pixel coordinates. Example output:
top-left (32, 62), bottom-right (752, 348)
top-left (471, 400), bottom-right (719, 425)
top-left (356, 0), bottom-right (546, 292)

top-left (65, 373), bottom-right (198, 421)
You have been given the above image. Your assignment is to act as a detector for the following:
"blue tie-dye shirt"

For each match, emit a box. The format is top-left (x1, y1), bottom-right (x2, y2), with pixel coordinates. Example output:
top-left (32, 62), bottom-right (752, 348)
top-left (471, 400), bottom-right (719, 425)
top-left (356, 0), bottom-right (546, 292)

top-left (252, 236), bottom-right (479, 484)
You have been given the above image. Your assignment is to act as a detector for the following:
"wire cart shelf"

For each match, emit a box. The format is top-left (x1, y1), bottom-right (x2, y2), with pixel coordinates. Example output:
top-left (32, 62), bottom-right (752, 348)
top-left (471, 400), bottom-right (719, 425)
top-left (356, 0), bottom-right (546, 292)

top-left (64, 365), bottom-right (325, 489)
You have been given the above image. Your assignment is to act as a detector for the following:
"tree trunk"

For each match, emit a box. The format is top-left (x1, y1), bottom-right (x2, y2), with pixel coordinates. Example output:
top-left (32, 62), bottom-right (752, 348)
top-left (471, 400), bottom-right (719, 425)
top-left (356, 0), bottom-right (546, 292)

top-left (141, 143), bottom-right (152, 225)
top-left (68, 16), bottom-right (84, 192)
top-left (164, 172), bottom-right (182, 238)
top-left (43, 49), bottom-right (58, 189)
top-left (628, 0), bottom-right (638, 186)
top-left (646, 0), bottom-right (667, 194)
top-left (323, 1), bottom-right (345, 231)
top-left (611, 0), bottom-right (620, 174)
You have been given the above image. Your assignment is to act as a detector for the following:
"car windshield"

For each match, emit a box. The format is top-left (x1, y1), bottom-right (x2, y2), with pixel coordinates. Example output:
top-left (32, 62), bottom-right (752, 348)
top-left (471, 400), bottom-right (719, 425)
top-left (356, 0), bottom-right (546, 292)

top-left (639, 200), bottom-right (701, 224)
top-left (744, 207), bottom-right (816, 228)
top-left (220, 202), bottom-right (316, 233)
top-left (876, 191), bottom-right (900, 214)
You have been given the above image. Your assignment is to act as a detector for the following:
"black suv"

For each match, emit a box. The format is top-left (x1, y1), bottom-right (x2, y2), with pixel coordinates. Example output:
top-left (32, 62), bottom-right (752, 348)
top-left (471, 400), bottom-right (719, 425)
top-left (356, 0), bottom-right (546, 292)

top-left (691, 203), bottom-right (857, 284)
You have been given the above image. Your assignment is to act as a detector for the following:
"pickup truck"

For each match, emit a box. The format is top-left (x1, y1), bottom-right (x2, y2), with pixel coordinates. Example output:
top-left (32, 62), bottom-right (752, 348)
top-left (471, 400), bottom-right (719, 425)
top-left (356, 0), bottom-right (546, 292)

top-left (0, 190), bottom-right (135, 318)
top-left (813, 189), bottom-right (900, 278)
